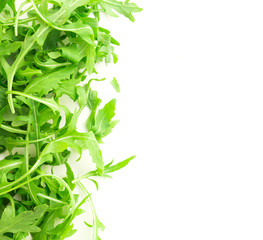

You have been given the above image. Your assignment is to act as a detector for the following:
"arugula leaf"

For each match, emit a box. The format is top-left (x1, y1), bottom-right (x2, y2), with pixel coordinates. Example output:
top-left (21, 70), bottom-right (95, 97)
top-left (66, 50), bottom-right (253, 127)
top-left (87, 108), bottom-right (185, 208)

top-left (104, 155), bottom-right (135, 173)
top-left (74, 155), bottom-right (135, 182)
top-left (89, 98), bottom-right (119, 142)
top-left (0, 159), bottom-right (23, 184)
top-left (59, 44), bottom-right (79, 63)
top-left (5, 33), bottom-right (36, 114)
top-left (10, 91), bottom-right (61, 113)
top-left (111, 77), bottom-right (120, 93)
top-left (24, 65), bottom-right (76, 95)
top-left (7, 0), bottom-right (16, 14)
top-left (0, 87), bottom-right (7, 109)
top-left (99, 0), bottom-right (142, 22)
top-left (16, 67), bottom-right (42, 81)
top-left (0, 0), bottom-right (8, 13)
top-left (55, 78), bottom-right (82, 100)
top-left (0, 42), bottom-right (22, 56)
top-left (0, 205), bottom-right (48, 234)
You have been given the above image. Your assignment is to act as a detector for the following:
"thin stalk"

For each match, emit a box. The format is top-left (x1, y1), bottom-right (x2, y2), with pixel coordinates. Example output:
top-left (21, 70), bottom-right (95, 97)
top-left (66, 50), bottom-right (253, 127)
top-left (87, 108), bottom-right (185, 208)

top-left (72, 172), bottom-right (94, 183)
top-left (1, 17), bottom-right (36, 26)
top-left (32, 101), bottom-right (40, 157)
top-left (6, 134), bottom-right (54, 146)
top-left (0, 174), bottom-right (75, 213)
top-left (7, 38), bottom-right (36, 114)
top-left (37, 193), bottom-right (67, 205)
top-left (77, 181), bottom-right (103, 240)
top-left (0, 124), bottom-right (27, 135)
top-left (15, 0), bottom-right (30, 36)
top-left (6, 1), bottom-right (34, 20)
top-left (25, 121), bottom-right (41, 206)
top-left (0, 153), bottom-right (44, 192)
top-left (7, 90), bottom-right (60, 113)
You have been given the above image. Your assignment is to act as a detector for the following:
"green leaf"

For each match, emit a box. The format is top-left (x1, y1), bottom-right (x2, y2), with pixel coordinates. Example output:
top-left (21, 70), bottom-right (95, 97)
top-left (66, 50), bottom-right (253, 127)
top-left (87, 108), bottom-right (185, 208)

top-left (24, 65), bottom-right (76, 95)
top-left (8, 91), bottom-right (61, 113)
top-left (55, 78), bottom-right (82, 100)
top-left (71, 37), bottom-right (96, 74)
top-left (62, 21), bottom-right (94, 45)
top-left (0, 235), bottom-right (12, 240)
top-left (74, 155), bottom-right (134, 182)
top-left (0, 158), bottom-right (23, 184)
top-left (99, 0), bottom-right (142, 22)
top-left (0, 205), bottom-right (48, 234)
top-left (111, 77), bottom-right (120, 93)
top-left (0, 41), bottom-right (22, 56)
top-left (64, 162), bottom-right (76, 190)
top-left (7, 0), bottom-right (16, 13)
top-left (0, 87), bottom-right (7, 109)
top-left (44, 0), bottom-right (92, 25)
top-left (59, 44), bottom-right (79, 63)
top-left (77, 131), bottom-right (104, 170)
top-left (104, 155), bottom-right (135, 173)
top-left (5, 33), bottom-right (36, 114)
top-left (0, 0), bottom-right (8, 12)
top-left (16, 67), bottom-right (42, 81)
top-left (91, 99), bottom-right (119, 142)
top-left (34, 51), bottom-right (72, 69)
top-left (31, 1), bottom-right (95, 44)
top-left (40, 131), bottom-right (103, 169)
top-left (43, 29), bottom-right (61, 50)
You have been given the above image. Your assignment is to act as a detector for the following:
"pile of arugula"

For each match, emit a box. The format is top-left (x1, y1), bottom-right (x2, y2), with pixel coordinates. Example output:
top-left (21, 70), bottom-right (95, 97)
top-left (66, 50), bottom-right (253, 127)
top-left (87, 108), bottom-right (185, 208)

top-left (0, 0), bottom-right (141, 239)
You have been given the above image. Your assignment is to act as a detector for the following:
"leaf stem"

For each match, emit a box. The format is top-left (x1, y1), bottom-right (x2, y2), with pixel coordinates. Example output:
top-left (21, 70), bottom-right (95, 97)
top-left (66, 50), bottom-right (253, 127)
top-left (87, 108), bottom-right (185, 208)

top-left (7, 35), bottom-right (36, 114)
top-left (0, 124), bottom-right (27, 135)
top-left (6, 90), bottom-right (60, 113)
top-left (0, 174), bottom-right (75, 212)
top-left (25, 118), bottom-right (41, 205)
top-left (15, 0), bottom-right (30, 36)
top-left (77, 181), bottom-right (104, 240)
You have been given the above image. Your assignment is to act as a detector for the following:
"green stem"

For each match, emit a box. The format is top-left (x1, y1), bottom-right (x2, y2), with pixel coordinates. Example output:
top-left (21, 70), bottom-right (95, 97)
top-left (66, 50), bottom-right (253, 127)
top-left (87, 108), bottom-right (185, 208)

top-left (0, 194), bottom-right (16, 216)
top-left (31, 101), bottom-right (40, 157)
top-left (30, 0), bottom-right (92, 32)
top-left (7, 36), bottom-right (35, 114)
top-left (1, 17), bottom-right (36, 26)
top-left (77, 181), bottom-right (103, 240)
top-left (7, 90), bottom-right (60, 112)
top-left (25, 120), bottom-right (41, 205)
top-left (0, 154), bottom-right (43, 192)
top-left (0, 174), bottom-right (75, 212)
top-left (72, 172), bottom-right (94, 183)
top-left (7, 134), bottom-right (54, 145)
top-left (6, 1), bottom-right (34, 20)
top-left (37, 193), bottom-right (67, 205)
top-left (15, 0), bottom-right (30, 36)
top-left (0, 124), bottom-right (27, 135)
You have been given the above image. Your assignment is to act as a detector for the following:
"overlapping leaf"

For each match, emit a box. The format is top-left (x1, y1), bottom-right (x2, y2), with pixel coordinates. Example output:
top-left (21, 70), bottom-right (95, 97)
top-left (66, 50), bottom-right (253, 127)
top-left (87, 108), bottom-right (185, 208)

top-left (0, 205), bottom-right (48, 235)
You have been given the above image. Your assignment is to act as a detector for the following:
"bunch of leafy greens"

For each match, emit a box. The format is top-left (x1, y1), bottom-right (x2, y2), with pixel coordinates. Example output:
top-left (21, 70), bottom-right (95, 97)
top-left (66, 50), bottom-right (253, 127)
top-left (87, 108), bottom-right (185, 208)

top-left (0, 0), bottom-right (141, 239)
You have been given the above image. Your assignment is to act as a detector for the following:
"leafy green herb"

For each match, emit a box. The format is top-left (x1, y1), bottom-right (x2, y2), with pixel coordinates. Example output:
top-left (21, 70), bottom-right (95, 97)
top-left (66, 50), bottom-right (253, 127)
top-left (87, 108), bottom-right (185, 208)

top-left (0, 205), bottom-right (48, 235)
top-left (111, 77), bottom-right (120, 93)
top-left (0, 0), bottom-right (141, 239)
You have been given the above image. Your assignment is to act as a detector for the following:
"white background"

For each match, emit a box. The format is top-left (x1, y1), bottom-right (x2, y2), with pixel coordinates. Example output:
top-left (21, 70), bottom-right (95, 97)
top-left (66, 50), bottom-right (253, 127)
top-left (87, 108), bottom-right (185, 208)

top-left (91, 1), bottom-right (263, 240)
top-left (15, 0), bottom-right (263, 239)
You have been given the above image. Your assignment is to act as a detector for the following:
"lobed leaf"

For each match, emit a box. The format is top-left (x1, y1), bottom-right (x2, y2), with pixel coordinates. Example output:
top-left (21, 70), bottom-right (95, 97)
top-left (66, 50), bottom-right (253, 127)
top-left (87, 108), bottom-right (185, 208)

top-left (0, 205), bottom-right (48, 234)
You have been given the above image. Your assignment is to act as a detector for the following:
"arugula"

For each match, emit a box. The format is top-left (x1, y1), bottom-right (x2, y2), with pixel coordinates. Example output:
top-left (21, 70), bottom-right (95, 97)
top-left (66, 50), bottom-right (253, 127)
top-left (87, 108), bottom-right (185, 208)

top-left (0, 0), bottom-right (141, 239)
top-left (99, 0), bottom-right (142, 22)
top-left (111, 77), bottom-right (120, 93)
top-left (0, 205), bottom-right (48, 236)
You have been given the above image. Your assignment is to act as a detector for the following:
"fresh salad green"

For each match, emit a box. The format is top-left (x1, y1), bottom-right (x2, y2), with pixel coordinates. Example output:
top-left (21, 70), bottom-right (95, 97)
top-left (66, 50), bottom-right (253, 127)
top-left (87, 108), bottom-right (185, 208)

top-left (0, 0), bottom-right (141, 239)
